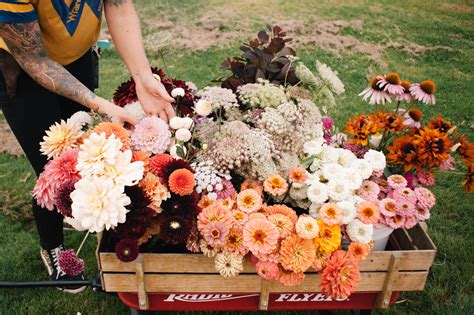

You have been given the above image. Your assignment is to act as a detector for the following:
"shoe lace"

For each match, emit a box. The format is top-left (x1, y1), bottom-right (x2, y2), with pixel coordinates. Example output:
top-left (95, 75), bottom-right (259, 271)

top-left (50, 245), bottom-right (66, 278)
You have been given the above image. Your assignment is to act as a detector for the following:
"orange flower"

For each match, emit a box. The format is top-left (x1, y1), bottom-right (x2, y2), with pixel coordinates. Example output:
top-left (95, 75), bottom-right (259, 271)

top-left (132, 151), bottom-right (150, 170)
top-left (288, 167), bottom-right (308, 184)
top-left (371, 111), bottom-right (406, 133)
top-left (457, 135), bottom-right (474, 169)
top-left (387, 135), bottom-right (421, 171)
top-left (241, 179), bottom-right (264, 196)
top-left (93, 122), bottom-right (130, 150)
top-left (263, 174), bottom-right (288, 196)
top-left (168, 169), bottom-right (195, 196)
top-left (280, 235), bottom-right (316, 273)
top-left (139, 172), bottom-right (170, 212)
top-left (413, 127), bottom-right (452, 169)
top-left (263, 204), bottom-right (298, 224)
top-left (198, 195), bottom-right (214, 209)
top-left (462, 167), bottom-right (474, 193)
top-left (313, 219), bottom-right (341, 254)
top-left (278, 267), bottom-right (305, 286)
top-left (148, 154), bottom-right (173, 177)
top-left (348, 242), bottom-right (371, 261)
top-left (268, 214), bottom-right (294, 238)
top-left (345, 113), bottom-right (381, 147)
top-left (320, 250), bottom-right (360, 299)
top-left (428, 114), bottom-right (453, 134)
top-left (312, 249), bottom-right (330, 271)
top-left (356, 201), bottom-right (380, 225)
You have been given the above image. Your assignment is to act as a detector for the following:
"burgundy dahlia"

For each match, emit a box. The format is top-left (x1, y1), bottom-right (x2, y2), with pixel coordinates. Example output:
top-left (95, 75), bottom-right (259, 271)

top-left (159, 215), bottom-right (192, 244)
top-left (115, 239), bottom-right (139, 262)
top-left (125, 186), bottom-right (152, 210)
top-left (58, 249), bottom-right (85, 276)
top-left (113, 80), bottom-right (138, 107)
top-left (161, 192), bottom-right (199, 216)
top-left (55, 180), bottom-right (77, 217)
top-left (158, 158), bottom-right (194, 181)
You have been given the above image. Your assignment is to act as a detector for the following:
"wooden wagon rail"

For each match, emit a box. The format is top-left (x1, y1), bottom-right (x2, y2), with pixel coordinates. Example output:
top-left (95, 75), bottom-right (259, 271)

top-left (96, 223), bottom-right (436, 311)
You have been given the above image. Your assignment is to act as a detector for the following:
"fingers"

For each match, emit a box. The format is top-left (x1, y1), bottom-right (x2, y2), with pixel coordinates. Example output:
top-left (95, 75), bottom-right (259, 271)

top-left (164, 103), bottom-right (176, 120)
top-left (156, 83), bottom-right (175, 103)
top-left (123, 114), bottom-right (139, 126)
top-left (159, 110), bottom-right (169, 123)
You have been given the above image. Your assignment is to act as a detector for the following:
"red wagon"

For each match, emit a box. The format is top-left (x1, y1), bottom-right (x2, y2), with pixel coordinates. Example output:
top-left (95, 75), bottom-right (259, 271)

top-left (97, 223), bottom-right (436, 313)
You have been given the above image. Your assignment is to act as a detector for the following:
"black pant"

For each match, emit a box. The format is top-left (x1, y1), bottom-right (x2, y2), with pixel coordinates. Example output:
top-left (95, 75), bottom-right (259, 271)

top-left (1, 50), bottom-right (96, 250)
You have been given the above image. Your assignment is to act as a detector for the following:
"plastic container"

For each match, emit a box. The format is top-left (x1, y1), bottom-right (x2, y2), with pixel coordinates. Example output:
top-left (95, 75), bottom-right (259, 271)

top-left (372, 226), bottom-right (394, 251)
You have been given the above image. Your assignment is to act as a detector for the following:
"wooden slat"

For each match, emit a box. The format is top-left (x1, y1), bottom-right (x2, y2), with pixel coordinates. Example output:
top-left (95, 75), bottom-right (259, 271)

top-left (134, 256), bottom-right (149, 310)
top-left (406, 224), bottom-right (437, 251)
top-left (102, 271), bottom-right (428, 293)
top-left (100, 249), bottom-right (435, 274)
top-left (375, 253), bottom-right (401, 309)
top-left (259, 280), bottom-right (270, 310)
top-left (392, 228), bottom-right (416, 250)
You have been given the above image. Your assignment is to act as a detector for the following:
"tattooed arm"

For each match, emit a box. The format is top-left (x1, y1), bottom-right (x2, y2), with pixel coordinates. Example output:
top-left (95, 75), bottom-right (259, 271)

top-left (0, 21), bottom-right (138, 125)
top-left (104, 0), bottom-right (175, 122)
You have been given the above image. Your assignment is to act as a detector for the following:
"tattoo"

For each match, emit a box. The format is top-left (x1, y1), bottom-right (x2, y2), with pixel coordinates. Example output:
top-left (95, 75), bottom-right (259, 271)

top-left (0, 22), bottom-right (96, 108)
top-left (104, 0), bottom-right (127, 7)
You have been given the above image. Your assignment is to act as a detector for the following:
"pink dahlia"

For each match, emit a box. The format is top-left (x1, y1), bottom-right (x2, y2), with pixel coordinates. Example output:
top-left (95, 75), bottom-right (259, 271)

top-left (47, 148), bottom-right (81, 184)
top-left (131, 116), bottom-right (171, 154)
top-left (256, 261), bottom-right (280, 280)
top-left (414, 187), bottom-right (436, 210)
top-left (58, 249), bottom-right (85, 276)
top-left (358, 77), bottom-right (392, 105)
top-left (409, 81), bottom-right (436, 105)
top-left (33, 170), bottom-right (58, 211)
top-left (202, 221), bottom-right (229, 246)
top-left (387, 175), bottom-right (407, 189)
top-left (377, 73), bottom-right (404, 95)
top-left (243, 219), bottom-right (279, 256)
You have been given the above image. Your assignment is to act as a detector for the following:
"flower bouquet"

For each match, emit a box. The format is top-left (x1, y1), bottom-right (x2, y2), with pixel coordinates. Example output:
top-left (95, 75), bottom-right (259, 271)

top-left (32, 26), bottom-right (472, 301)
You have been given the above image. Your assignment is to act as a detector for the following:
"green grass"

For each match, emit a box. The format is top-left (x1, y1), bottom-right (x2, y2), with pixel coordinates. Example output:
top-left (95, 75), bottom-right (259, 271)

top-left (1, 0), bottom-right (474, 314)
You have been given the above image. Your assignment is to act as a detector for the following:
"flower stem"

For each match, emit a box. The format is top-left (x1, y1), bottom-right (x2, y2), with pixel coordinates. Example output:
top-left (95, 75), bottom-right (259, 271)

top-left (281, 182), bottom-right (293, 204)
top-left (76, 231), bottom-right (90, 257)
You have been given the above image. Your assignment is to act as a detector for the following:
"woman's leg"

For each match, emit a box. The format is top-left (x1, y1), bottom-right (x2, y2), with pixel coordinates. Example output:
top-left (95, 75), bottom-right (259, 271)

top-left (1, 71), bottom-right (65, 250)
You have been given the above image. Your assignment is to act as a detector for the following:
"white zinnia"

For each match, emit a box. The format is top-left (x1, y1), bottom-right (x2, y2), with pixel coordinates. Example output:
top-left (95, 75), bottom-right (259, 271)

top-left (307, 182), bottom-right (329, 204)
top-left (350, 159), bottom-right (373, 180)
top-left (68, 111), bottom-right (93, 130)
top-left (303, 138), bottom-right (325, 156)
top-left (296, 215), bottom-right (319, 239)
top-left (309, 203), bottom-right (321, 219)
top-left (319, 146), bottom-right (339, 164)
top-left (347, 219), bottom-right (373, 244)
top-left (104, 149), bottom-right (144, 186)
top-left (214, 252), bottom-right (243, 278)
top-left (77, 132), bottom-right (123, 178)
top-left (364, 149), bottom-right (386, 173)
top-left (194, 99), bottom-right (212, 116)
top-left (322, 163), bottom-right (344, 181)
top-left (71, 177), bottom-right (131, 233)
top-left (171, 87), bottom-right (185, 98)
top-left (175, 128), bottom-right (192, 142)
top-left (327, 179), bottom-right (351, 201)
top-left (343, 168), bottom-right (363, 190)
top-left (337, 200), bottom-right (357, 225)
top-left (336, 149), bottom-right (357, 167)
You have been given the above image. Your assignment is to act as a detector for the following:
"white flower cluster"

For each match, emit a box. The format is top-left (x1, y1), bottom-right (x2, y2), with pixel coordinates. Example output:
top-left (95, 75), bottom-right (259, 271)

top-left (71, 132), bottom-right (145, 233)
top-left (297, 142), bottom-right (386, 240)
top-left (237, 80), bottom-right (287, 109)
top-left (315, 60), bottom-right (345, 95)
top-left (196, 86), bottom-right (238, 111)
top-left (191, 160), bottom-right (231, 198)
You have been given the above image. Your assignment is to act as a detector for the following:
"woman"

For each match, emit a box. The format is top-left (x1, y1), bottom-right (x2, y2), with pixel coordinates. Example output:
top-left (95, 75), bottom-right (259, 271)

top-left (0, 0), bottom-right (175, 293)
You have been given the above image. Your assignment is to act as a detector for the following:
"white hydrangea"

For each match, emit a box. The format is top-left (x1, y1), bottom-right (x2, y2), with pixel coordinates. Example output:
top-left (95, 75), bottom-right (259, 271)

top-left (364, 149), bottom-right (386, 173)
top-left (347, 219), bottom-right (373, 244)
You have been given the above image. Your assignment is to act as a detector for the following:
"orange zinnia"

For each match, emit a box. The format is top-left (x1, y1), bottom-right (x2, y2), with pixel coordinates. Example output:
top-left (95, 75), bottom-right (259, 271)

top-left (313, 219), bottom-right (341, 254)
top-left (168, 169), bottom-right (195, 196)
top-left (280, 235), bottom-right (316, 273)
top-left (263, 204), bottom-right (298, 224)
top-left (413, 127), bottom-right (452, 169)
top-left (348, 242), bottom-right (371, 261)
top-left (320, 250), bottom-right (360, 299)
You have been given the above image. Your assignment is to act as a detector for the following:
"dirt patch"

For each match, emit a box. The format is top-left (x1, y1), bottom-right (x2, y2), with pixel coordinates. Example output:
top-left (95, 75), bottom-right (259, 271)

top-left (441, 3), bottom-right (474, 14)
top-left (0, 118), bottom-right (24, 156)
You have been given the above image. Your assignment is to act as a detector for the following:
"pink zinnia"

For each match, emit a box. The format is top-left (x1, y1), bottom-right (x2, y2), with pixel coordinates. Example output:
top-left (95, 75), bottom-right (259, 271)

top-left (415, 187), bottom-right (436, 210)
top-left (319, 203), bottom-right (343, 226)
top-left (288, 167), bottom-right (308, 184)
top-left (396, 200), bottom-right (417, 217)
top-left (416, 206), bottom-right (431, 221)
top-left (404, 215), bottom-right (418, 229)
top-left (417, 171), bottom-right (435, 187)
top-left (379, 198), bottom-right (397, 217)
top-left (356, 180), bottom-right (380, 200)
top-left (256, 261), bottom-right (280, 280)
top-left (357, 201), bottom-right (380, 225)
top-left (385, 214), bottom-right (405, 229)
top-left (377, 73), bottom-right (404, 95)
top-left (215, 179), bottom-right (236, 199)
top-left (263, 174), bottom-right (288, 196)
top-left (237, 189), bottom-right (263, 213)
top-left (202, 221), bottom-right (229, 246)
top-left (358, 77), bottom-right (392, 105)
top-left (409, 81), bottom-right (436, 105)
top-left (243, 219), bottom-right (279, 256)
top-left (131, 116), bottom-right (171, 154)
top-left (387, 175), bottom-right (407, 189)
top-left (197, 203), bottom-right (233, 232)
top-left (393, 187), bottom-right (417, 203)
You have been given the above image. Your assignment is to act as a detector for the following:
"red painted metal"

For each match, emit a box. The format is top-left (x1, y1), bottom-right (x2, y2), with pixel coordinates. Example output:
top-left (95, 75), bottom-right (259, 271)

top-left (118, 291), bottom-right (399, 311)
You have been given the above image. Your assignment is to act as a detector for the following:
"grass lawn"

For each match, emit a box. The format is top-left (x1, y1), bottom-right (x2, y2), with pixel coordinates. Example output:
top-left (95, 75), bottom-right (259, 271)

top-left (1, 0), bottom-right (473, 314)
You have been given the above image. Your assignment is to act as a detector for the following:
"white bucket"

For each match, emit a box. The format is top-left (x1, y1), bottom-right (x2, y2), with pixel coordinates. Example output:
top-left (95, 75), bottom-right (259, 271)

top-left (372, 226), bottom-right (394, 251)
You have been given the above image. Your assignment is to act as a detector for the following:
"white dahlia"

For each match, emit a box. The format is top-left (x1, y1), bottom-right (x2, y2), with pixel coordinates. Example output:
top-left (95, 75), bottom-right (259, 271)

top-left (104, 149), bottom-right (144, 186)
top-left (123, 101), bottom-right (147, 122)
top-left (68, 111), bottom-right (93, 130)
top-left (214, 252), bottom-right (243, 278)
top-left (364, 149), bottom-right (386, 173)
top-left (76, 132), bottom-right (123, 178)
top-left (70, 177), bottom-right (131, 233)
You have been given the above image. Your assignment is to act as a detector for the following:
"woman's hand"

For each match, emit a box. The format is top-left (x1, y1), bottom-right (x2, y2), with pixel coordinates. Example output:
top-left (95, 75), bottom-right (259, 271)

top-left (135, 74), bottom-right (176, 122)
top-left (95, 97), bottom-right (139, 126)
